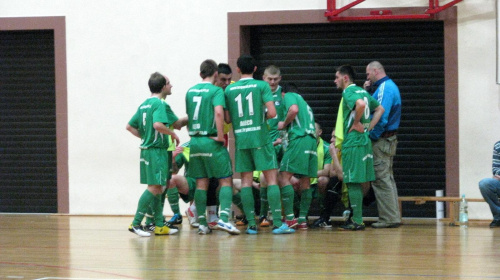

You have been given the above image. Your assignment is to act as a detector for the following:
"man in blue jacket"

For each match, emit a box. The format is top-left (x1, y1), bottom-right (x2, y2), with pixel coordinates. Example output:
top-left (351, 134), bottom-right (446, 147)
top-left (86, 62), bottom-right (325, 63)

top-left (364, 61), bottom-right (402, 228)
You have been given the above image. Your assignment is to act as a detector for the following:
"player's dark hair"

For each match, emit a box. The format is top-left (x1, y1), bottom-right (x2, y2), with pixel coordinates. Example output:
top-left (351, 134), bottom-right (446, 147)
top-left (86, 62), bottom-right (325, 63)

top-left (336, 65), bottom-right (356, 82)
top-left (200, 59), bottom-right (218, 79)
top-left (218, 63), bottom-right (232, 75)
top-left (148, 72), bottom-right (166, 93)
top-left (237, 55), bottom-right (256, 74)
top-left (281, 82), bottom-right (299, 94)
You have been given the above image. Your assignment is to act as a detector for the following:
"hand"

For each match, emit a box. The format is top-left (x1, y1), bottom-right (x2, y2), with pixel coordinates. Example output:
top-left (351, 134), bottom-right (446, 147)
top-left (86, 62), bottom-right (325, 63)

top-left (363, 80), bottom-right (371, 90)
top-left (172, 146), bottom-right (184, 158)
top-left (252, 181), bottom-right (260, 190)
top-left (278, 121), bottom-right (285, 130)
top-left (290, 176), bottom-right (300, 191)
top-left (348, 121), bottom-right (365, 133)
top-left (329, 143), bottom-right (338, 155)
top-left (273, 138), bottom-right (282, 146)
top-left (171, 133), bottom-right (180, 146)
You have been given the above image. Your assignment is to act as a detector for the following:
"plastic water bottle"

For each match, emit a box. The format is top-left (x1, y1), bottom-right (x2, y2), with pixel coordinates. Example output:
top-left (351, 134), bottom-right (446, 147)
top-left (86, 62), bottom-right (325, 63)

top-left (459, 194), bottom-right (468, 227)
top-left (342, 209), bottom-right (351, 221)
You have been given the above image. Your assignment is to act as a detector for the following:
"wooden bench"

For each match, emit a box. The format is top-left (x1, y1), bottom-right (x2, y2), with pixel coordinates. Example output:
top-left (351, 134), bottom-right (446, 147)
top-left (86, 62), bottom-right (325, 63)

top-left (398, 196), bottom-right (485, 225)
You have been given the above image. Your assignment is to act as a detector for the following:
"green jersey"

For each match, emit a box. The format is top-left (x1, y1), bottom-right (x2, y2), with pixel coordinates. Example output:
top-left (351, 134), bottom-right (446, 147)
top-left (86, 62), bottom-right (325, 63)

top-left (283, 92), bottom-right (316, 141)
top-left (225, 78), bottom-right (274, 149)
top-left (185, 82), bottom-right (225, 137)
top-left (164, 100), bottom-right (179, 151)
top-left (267, 86), bottom-right (285, 141)
top-left (128, 96), bottom-right (170, 149)
top-left (342, 84), bottom-right (380, 148)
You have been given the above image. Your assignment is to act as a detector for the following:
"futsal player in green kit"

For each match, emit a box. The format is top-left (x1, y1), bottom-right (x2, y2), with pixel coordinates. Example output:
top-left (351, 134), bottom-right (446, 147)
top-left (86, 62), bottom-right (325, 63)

top-left (225, 55), bottom-right (294, 234)
top-left (142, 86), bottom-right (187, 232)
top-left (334, 65), bottom-right (385, 230)
top-left (256, 65), bottom-right (286, 227)
top-left (186, 59), bottom-right (239, 235)
top-left (278, 83), bottom-right (318, 229)
top-left (126, 72), bottom-right (180, 237)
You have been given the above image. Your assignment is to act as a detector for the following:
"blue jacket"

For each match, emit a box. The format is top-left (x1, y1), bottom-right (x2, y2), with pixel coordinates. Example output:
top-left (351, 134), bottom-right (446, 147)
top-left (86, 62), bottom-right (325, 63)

top-left (369, 76), bottom-right (402, 140)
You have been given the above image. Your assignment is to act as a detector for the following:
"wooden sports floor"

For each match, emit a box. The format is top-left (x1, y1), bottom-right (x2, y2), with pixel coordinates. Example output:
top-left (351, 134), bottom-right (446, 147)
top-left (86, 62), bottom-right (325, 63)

top-left (1, 215), bottom-right (500, 280)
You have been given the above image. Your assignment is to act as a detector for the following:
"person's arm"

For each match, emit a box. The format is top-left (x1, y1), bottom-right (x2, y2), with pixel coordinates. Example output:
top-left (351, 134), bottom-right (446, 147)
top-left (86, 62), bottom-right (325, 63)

top-left (369, 89), bottom-right (392, 139)
top-left (329, 143), bottom-right (343, 181)
top-left (348, 99), bottom-right (366, 133)
top-left (173, 116), bottom-right (188, 130)
top-left (278, 104), bottom-right (298, 130)
top-left (126, 124), bottom-right (141, 139)
top-left (153, 122), bottom-right (179, 146)
top-left (211, 105), bottom-right (225, 143)
top-left (224, 110), bottom-right (232, 124)
top-left (171, 146), bottom-right (184, 175)
top-left (368, 105), bottom-right (385, 131)
top-left (265, 100), bottom-right (276, 120)
top-left (318, 163), bottom-right (331, 177)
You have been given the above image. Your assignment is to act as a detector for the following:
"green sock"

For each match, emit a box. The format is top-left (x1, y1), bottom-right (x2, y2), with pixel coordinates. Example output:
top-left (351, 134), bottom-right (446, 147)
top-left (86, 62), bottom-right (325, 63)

top-left (219, 186), bottom-right (232, 222)
top-left (132, 190), bottom-right (156, 226)
top-left (145, 205), bottom-right (154, 225)
top-left (232, 192), bottom-right (244, 213)
top-left (259, 186), bottom-right (269, 217)
top-left (281, 185), bottom-right (295, 220)
top-left (166, 188), bottom-right (180, 215)
top-left (241, 187), bottom-right (256, 227)
top-left (267, 185), bottom-right (282, 227)
top-left (153, 194), bottom-right (164, 226)
top-left (347, 183), bottom-right (363, 224)
top-left (194, 189), bottom-right (208, 226)
top-left (298, 188), bottom-right (313, 224)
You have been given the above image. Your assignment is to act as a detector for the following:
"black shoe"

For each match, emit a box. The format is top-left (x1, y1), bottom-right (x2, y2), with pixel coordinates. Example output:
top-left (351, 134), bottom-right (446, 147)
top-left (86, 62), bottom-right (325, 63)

top-left (490, 220), bottom-right (500, 228)
top-left (236, 216), bottom-right (249, 226)
top-left (143, 223), bottom-right (155, 232)
top-left (164, 221), bottom-right (179, 230)
top-left (339, 219), bottom-right (365, 231)
top-left (311, 217), bottom-right (332, 228)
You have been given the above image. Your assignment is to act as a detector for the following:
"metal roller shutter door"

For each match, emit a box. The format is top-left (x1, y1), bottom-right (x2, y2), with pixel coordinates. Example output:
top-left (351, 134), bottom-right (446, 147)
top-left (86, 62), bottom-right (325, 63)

top-left (0, 30), bottom-right (57, 213)
top-left (250, 21), bottom-right (445, 218)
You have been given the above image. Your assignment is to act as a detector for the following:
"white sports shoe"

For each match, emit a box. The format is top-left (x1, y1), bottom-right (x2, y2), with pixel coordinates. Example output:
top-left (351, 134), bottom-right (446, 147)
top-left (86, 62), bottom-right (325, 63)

top-left (198, 224), bottom-right (212, 235)
top-left (128, 224), bottom-right (151, 237)
top-left (216, 219), bottom-right (241, 235)
top-left (185, 208), bottom-right (199, 228)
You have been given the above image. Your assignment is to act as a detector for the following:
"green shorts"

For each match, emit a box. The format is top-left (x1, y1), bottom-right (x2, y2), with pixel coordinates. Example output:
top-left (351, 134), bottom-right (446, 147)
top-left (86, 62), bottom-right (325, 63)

top-left (235, 142), bottom-right (278, 173)
top-left (179, 177), bottom-right (196, 203)
top-left (140, 148), bottom-right (169, 186)
top-left (280, 135), bottom-right (317, 177)
top-left (342, 143), bottom-right (375, 183)
top-left (189, 137), bottom-right (233, 179)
